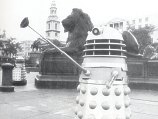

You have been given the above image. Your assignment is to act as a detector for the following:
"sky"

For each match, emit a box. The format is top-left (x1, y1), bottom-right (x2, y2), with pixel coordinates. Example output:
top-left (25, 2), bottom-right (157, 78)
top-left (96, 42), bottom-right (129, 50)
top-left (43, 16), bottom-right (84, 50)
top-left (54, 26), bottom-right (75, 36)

top-left (0, 0), bottom-right (158, 42)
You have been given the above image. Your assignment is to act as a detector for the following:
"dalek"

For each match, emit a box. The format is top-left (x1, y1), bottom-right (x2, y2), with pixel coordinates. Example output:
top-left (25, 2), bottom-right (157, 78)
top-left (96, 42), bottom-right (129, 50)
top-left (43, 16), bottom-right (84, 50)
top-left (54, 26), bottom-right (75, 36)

top-left (74, 27), bottom-right (131, 119)
top-left (12, 59), bottom-right (27, 85)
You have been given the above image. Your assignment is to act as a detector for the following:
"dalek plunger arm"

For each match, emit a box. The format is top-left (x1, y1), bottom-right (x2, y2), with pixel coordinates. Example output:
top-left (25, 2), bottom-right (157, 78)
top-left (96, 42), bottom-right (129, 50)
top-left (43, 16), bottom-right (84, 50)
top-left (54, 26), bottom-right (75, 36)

top-left (20, 17), bottom-right (90, 76)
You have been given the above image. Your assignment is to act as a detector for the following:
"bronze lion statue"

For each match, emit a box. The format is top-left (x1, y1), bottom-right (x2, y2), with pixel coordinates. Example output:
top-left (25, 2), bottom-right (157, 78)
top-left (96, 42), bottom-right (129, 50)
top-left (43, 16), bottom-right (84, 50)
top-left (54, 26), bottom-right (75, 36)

top-left (62, 8), bottom-right (94, 51)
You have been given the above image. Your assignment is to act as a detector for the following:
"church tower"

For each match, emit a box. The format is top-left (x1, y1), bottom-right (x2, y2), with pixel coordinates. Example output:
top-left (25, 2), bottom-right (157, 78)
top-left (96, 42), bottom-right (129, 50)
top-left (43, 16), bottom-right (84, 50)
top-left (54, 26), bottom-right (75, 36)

top-left (46, 1), bottom-right (60, 40)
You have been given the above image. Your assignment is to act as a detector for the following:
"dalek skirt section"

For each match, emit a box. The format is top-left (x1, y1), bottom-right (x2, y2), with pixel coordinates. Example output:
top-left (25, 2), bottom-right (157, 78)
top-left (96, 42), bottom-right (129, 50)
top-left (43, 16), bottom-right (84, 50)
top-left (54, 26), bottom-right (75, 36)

top-left (75, 66), bottom-right (131, 119)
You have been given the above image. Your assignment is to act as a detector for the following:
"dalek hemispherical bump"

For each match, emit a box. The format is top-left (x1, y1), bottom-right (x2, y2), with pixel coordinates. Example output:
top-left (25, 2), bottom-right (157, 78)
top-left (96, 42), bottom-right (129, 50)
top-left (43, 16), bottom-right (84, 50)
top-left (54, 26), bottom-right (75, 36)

top-left (124, 100), bottom-right (130, 108)
top-left (89, 101), bottom-right (97, 109)
top-left (77, 111), bottom-right (83, 119)
top-left (124, 86), bottom-right (131, 95)
top-left (115, 102), bottom-right (122, 110)
top-left (90, 87), bottom-right (98, 95)
top-left (101, 101), bottom-right (110, 110)
top-left (77, 84), bottom-right (81, 92)
top-left (81, 86), bottom-right (86, 94)
top-left (115, 88), bottom-right (121, 96)
top-left (102, 88), bottom-right (110, 96)
top-left (74, 107), bottom-right (78, 115)
top-left (124, 96), bottom-right (131, 108)
top-left (79, 99), bottom-right (85, 107)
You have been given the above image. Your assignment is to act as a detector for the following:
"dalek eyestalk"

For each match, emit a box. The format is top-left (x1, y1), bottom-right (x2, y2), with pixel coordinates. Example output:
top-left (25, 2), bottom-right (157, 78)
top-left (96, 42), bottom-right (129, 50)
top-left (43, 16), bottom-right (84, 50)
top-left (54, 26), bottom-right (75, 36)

top-left (106, 71), bottom-right (119, 89)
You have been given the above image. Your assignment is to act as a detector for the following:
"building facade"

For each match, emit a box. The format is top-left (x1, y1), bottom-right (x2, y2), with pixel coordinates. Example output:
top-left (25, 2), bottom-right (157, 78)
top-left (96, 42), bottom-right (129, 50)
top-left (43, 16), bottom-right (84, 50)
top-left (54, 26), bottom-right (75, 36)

top-left (106, 16), bottom-right (158, 42)
top-left (106, 18), bottom-right (128, 33)
top-left (127, 16), bottom-right (150, 29)
top-left (46, 1), bottom-right (60, 41)
top-left (18, 40), bottom-right (34, 58)
top-left (106, 17), bottom-right (151, 31)
top-left (128, 16), bottom-right (158, 43)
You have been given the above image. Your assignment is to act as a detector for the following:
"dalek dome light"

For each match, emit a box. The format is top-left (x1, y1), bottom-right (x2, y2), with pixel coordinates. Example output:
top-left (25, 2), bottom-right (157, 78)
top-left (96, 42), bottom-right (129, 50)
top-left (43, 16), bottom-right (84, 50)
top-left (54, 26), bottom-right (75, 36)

top-left (87, 26), bottom-right (124, 41)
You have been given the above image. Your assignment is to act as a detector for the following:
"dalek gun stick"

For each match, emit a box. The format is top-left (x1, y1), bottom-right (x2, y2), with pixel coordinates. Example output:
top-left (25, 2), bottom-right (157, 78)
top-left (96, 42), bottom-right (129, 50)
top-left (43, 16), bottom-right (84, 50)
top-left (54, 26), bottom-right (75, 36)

top-left (106, 71), bottom-right (119, 89)
top-left (20, 17), bottom-right (90, 75)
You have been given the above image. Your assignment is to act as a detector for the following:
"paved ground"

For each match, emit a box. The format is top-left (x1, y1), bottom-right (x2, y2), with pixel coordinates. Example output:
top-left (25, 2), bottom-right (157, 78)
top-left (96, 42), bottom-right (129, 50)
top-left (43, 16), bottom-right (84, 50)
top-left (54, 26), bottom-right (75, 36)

top-left (0, 72), bottom-right (158, 119)
top-left (0, 89), bottom-right (76, 119)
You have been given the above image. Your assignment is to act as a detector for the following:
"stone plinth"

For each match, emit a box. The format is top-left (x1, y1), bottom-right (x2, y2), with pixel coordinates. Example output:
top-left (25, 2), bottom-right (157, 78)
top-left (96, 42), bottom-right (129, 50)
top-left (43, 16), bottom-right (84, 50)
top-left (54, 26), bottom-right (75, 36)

top-left (0, 63), bottom-right (14, 92)
top-left (35, 47), bottom-right (82, 89)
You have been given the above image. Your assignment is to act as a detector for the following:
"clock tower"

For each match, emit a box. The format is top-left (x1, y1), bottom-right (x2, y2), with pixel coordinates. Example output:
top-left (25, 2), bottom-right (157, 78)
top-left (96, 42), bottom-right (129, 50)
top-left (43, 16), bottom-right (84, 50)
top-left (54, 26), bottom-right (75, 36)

top-left (46, 1), bottom-right (60, 40)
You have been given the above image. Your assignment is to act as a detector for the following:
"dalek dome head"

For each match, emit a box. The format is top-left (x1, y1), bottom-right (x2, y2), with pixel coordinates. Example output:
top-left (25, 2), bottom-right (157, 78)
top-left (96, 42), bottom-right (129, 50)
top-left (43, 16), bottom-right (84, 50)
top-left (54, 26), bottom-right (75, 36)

top-left (84, 26), bottom-right (126, 57)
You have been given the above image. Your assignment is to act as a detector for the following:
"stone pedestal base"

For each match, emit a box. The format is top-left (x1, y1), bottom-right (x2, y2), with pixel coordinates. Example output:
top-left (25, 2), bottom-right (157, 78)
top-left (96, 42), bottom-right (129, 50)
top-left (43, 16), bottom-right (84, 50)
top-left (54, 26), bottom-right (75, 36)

top-left (35, 75), bottom-right (79, 89)
top-left (0, 86), bottom-right (14, 92)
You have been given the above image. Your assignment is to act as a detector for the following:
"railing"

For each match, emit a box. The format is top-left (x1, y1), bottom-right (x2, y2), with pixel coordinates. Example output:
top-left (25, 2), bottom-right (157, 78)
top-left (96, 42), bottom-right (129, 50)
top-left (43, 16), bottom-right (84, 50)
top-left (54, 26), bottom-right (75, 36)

top-left (127, 58), bottom-right (158, 84)
top-left (40, 52), bottom-right (158, 84)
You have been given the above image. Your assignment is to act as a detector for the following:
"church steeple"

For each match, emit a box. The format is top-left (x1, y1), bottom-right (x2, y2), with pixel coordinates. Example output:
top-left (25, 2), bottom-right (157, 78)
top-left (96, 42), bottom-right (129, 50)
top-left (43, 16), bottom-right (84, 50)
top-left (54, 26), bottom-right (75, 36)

top-left (46, 1), bottom-right (60, 40)
top-left (50, 1), bottom-right (57, 16)
top-left (49, 1), bottom-right (58, 19)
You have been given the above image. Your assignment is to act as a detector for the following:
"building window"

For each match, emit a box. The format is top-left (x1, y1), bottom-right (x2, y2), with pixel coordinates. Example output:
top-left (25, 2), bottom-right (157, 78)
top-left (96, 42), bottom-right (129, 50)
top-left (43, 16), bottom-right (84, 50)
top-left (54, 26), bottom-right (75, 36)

top-left (55, 32), bottom-right (58, 37)
top-left (48, 23), bottom-right (51, 29)
top-left (51, 10), bottom-right (54, 14)
top-left (132, 20), bottom-right (135, 24)
top-left (145, 17), bottom-right (148, 22)
top-left (55, 23), bottom-right (57, 30)
top-left (110, 24), bottom-right (113, 27)
top-left (120, 22), bottom-right (123, 28)
top-left (139, 18), bottom-right (142, 23)
top-left (47, 32), bottom-right (50, 36)
top-left (114, 23), bottom-right (119, 29)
